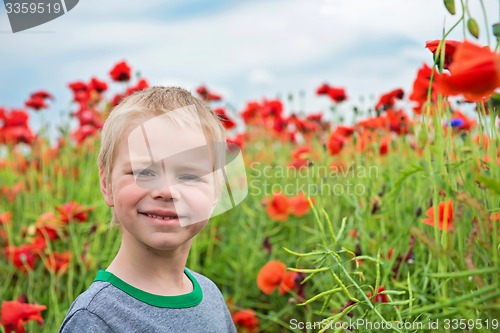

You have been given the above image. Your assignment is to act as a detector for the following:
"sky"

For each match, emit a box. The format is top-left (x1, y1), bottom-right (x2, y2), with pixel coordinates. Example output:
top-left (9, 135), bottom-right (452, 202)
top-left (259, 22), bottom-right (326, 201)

top-left (0, 0), bottom-right (498, 133)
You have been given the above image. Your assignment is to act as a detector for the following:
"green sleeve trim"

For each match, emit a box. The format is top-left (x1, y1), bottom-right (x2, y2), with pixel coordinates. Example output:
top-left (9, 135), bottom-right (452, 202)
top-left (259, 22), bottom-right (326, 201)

top-left (94, 268), bottom-right (203, 308)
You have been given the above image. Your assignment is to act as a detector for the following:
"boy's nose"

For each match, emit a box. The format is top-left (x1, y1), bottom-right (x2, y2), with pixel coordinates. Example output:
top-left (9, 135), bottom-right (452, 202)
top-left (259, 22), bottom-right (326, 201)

top-left (149, 171), bottom-right (180, 201)
top-left (150, 181), bottom-right (180, 201)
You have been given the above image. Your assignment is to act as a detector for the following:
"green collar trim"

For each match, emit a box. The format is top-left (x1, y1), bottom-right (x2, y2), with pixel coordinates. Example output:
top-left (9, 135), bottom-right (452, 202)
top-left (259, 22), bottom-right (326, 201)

top-left (94, 269), bottom-right (203, 308)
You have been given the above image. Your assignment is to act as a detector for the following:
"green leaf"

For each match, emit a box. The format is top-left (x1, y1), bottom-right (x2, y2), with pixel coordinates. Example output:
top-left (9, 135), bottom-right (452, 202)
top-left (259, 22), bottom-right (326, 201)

top-left (476, 174), bottom-right (500, 195)
top-left (387, 164), bottom-right (426, 202)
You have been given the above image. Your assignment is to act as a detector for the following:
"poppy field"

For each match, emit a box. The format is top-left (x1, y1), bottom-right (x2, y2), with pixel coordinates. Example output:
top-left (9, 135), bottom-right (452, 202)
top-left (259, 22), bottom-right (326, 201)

top-left (1, 3), bottom-right (500, 333)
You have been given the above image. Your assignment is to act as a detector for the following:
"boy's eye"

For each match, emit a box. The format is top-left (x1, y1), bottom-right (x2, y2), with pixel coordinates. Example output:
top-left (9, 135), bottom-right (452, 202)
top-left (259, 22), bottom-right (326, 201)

top-left (133, 169), bottom-right (157, 178)
top-left (178, 174), bottom-right (201, 182)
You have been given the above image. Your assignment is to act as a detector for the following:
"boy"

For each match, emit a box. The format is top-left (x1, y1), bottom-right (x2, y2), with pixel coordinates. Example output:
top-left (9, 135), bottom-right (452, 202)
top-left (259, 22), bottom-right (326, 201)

top-left (59, 87), bottom-right (237, 332)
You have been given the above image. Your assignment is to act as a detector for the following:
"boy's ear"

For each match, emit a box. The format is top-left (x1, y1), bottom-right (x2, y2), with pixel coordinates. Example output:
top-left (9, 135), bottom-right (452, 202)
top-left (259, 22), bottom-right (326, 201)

top-left (99, 167), bottom-right (114, 207)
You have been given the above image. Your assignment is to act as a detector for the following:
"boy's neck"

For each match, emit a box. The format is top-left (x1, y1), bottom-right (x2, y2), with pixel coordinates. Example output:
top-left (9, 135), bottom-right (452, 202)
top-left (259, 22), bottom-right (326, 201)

top-left (106, 238), bottom-right (194, 296)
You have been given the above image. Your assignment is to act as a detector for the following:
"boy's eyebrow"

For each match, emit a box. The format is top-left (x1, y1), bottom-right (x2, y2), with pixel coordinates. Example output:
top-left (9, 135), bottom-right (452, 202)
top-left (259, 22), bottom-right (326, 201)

top-left (176, 161), bottom-right (213, 173)
top-left (129, 158), bottom-right (155, 165)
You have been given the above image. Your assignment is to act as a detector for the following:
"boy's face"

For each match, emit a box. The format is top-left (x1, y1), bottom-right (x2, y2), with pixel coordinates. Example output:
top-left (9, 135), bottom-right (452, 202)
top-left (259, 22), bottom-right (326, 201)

top-left (100, 114), bottom-right (218, 252)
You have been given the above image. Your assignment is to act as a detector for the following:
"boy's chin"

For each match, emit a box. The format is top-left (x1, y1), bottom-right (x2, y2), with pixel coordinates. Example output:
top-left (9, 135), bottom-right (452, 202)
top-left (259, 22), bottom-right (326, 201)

top-left (146, 238), bottom-right (196, 253)
top-left (178, 217), bottom-right (210, 228)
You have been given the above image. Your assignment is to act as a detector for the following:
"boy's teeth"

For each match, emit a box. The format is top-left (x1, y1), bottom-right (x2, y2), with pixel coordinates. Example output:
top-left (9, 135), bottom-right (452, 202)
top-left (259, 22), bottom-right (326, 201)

top-left (145, 213), bottom-right (175, 220)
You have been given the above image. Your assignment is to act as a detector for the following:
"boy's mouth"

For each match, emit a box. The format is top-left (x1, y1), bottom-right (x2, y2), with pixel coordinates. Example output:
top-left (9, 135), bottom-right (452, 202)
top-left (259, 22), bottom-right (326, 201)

top-left (139, 210), bottom-right (180, 221)
top-left (143, 213), bottom-right (177, 221)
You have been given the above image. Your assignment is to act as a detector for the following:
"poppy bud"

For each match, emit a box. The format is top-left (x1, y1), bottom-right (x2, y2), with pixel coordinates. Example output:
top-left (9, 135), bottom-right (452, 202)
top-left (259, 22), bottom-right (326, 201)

top-left (417, 128), bottom-right (428, 149)
top-left (262, 236), bottom-right (272, 255)
top-left (443, 0), bottom-right (456, 15)
top-left (467, 18), bottom-right (480, 39)
top-left (493, 23), bottom-right (500, 38)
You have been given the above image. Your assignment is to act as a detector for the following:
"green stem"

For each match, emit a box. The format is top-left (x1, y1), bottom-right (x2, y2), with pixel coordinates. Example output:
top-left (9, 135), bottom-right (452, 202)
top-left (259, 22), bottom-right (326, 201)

top-left (479, 0), bottom-right (491, 46)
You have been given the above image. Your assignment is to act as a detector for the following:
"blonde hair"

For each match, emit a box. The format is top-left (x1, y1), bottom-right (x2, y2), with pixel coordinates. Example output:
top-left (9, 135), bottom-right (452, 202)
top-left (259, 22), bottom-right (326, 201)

top-left (97, 86), bottom-right (227, 226)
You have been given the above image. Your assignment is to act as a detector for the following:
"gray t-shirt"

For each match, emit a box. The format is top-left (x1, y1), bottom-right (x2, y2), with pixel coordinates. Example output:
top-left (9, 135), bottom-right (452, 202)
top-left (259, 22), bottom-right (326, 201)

top-left (58, 268), bottom-right (237, 333)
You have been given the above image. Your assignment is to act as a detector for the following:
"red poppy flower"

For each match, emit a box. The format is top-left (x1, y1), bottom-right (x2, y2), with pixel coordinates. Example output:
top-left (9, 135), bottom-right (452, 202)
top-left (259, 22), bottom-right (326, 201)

top-left (316, 83), bottom-right (330, 94)
top-left (316, 83), bottom-right (348, 103)
top-left (89, 77), bottom-right (108, 93)
top-left (291, 146), bottom-right (312, 161)
top-left (73, 108), bottom-right (103, 128)
top-left (287, 115), bottom-right (304, 131)
top-left (289, 193), bottom-right (311, 217)
top-left (333, 125), bottom-right (355, 138)
top-left (409, 64), bottom-right (441, 114)
top-left (437, 40), bottom-right (500, 101)
top-left (378, 135), bottom-right (391, 155)
top-left (226, 133), bottom-right (245, 149)
top-left (385, 109), bottom-right (411, 135)
top-left (327, 87), bottom-right (347, 103)
top-left (356, 115), bottom-right (386, 130)
top-left (232, 309), bottom-right (259, 332)
top-left (327, 132), bottom-right (346, 155)
top-left (2, 109), bottom-right (29, 127)
top-left (126, 78), bottom-right (149, 96)
top-left (0, 212), bottom-right (12, 225)
top-left (214, 108), bottom-right (236, 130)
top-left (45, 251), bottom-right (71, 275)
top-left (24, 96), bottom-right (48, 111)
top-left (298, 121), bottom-right (322, 136)
top-left (375, 88), bottom-right (404, 111)
top-left (109, 60), bottom-right (132, 82)
top-left (490, 212), bottom-right (500, 223)
top-left (56, 201), bottom-right (93, 223)
top-left (1, 300), bottom-right (46, 333)
top-left (74, 91), bottom-right (91, 105)
top-left (278, 271), bottom-right (299, 295)
top-left (0, 107), bottom-right (5, 123)
top-left (35, 212), bottom-right (64, 241)
top-left (196, 85), bottom-right (222, 101)
top-left (4, 237), bottom-right (46, 273)
top-left (422, 200), bottom-right (454, 231)
top-left (0, 126), bottom-right (35, 145)
top-left (306, 113), bottom-right (323, 122)
top-left (425, 40), bottom-right (460, 70)
top-left (241, 101), bottom-right (261, 124)
top-left (111, 93), bottom-right (125, 106)
top-left (68, 81), bottom-right (88, 94)
top-left (265, 192), bottom-right (290, 222)
top-left (30, 90), bottom-right (53, 100)
top-left (287, 149), bottom-right (307, 167)
top-left (367, 286), bottom-right (389, 303)
top-left (272, 117), bottom-right (288, 134)
top-left (71, 125), bottom-right (99, 145)
top-left (1, 183), bottom-right (24, 203)
top-left (355, 130), bottom-right (376, 153)
top-left (261, 99), bottom-right (283, 118)
top-left (256, 260), bottom-right (286, 295)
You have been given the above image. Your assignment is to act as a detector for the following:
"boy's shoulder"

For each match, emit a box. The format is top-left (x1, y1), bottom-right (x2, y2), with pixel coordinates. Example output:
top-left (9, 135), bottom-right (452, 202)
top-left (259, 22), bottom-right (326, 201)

top-left (62, 280), bottom-right (125, 321)
top-left (58, 281), bottom-right (117, 333)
